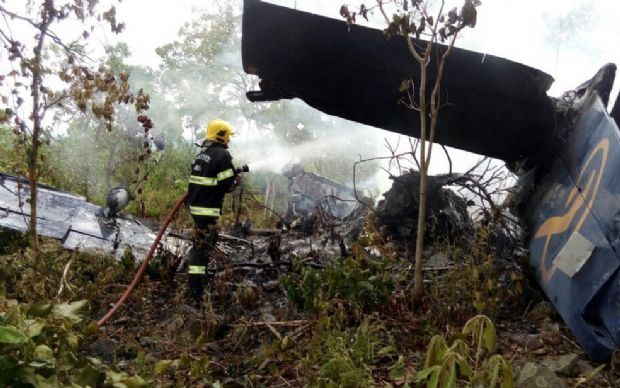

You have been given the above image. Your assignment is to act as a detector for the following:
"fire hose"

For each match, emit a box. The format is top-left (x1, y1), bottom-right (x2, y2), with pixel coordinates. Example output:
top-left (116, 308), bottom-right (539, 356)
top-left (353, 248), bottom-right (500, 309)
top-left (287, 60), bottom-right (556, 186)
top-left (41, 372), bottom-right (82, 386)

top-left (97, 192), bottom-right (188, 328)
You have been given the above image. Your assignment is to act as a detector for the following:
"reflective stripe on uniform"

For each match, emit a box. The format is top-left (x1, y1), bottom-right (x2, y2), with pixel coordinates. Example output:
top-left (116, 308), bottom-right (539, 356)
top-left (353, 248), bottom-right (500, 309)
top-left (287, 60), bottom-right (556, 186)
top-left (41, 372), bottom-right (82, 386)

top-left (189, 175), bottom-right (218, 186)
top-left (188, 265), bottom-right (206, 275)
top-left (189, 206), bottom-right (220, 217)
top-left (217, 168), bottom-right (234, 180)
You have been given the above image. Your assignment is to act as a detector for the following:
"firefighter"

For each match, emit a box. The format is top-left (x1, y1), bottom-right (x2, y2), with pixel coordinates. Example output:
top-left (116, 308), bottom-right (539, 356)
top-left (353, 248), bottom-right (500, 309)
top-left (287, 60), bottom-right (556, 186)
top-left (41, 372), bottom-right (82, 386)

top-left (186, 119), bottom-right (239, 305)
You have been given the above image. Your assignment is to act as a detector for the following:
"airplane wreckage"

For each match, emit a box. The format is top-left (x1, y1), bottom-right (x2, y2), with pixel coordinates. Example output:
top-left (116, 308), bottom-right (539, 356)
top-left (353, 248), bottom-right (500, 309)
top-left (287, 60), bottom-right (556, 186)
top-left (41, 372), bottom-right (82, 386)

top-left (0, 0), bottom-right (619, 363)
top-left (240, 0), bottom-right (620, 362)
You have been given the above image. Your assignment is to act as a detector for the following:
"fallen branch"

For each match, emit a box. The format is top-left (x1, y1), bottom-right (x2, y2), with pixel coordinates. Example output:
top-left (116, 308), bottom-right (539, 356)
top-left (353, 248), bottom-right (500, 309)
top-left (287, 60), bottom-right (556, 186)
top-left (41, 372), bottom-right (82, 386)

top-left (56, 257), bottom-right (74, 300)
top-left (229, 320), bottom-right (310, 328)
top-left (219, 233), bottom-right (253, 245)
top-left (224, 262), bottom-right (274, 269)
top-left (422, 265), bottom-right (454, 271)
top-left (291, 322), bottom-right (314, 340)
top-left (248, 228), bottom-right (282, 236)
top-left (265, 322), bottom-right (282, 340)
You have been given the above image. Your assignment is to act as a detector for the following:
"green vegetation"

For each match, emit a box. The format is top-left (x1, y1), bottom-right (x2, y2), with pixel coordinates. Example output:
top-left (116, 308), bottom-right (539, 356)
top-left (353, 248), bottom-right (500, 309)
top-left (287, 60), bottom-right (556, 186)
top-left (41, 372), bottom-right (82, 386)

top-left (428, 227), bottom-right (528, 326)
top-left (416, 315), bottom-right (513, 388)
top-left (303, 316), bottom-right (392, 387)
top-left (0, 298), bottom-right (147, 387)
top-left (281, 257), bottom-right (395, 313)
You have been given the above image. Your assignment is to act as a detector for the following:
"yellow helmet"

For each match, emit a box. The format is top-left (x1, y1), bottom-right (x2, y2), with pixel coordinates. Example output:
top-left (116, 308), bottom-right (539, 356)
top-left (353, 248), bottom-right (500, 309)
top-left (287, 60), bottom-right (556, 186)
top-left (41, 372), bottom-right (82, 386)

top-left (205, 119), bottom-right (234, 144)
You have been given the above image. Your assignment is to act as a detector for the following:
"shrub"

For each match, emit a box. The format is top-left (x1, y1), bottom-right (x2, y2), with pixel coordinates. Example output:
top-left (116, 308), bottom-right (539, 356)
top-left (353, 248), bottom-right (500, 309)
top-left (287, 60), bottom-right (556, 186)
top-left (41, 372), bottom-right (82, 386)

top-left (302, 316), bottom-right (395, 387)
top-left (415, 315), bottom-right (514, 388)
top-left (0, 298), bottom-right (146, 387)
top-left (280, 257), bottom-right (395, 313)
top-left (428, 227), bottom-right (526, 327)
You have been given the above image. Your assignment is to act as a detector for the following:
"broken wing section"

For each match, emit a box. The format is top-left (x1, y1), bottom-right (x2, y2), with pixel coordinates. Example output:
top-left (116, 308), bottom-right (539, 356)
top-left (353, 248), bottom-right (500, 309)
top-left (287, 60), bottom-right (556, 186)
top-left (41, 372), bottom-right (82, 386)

top-left (0, 173), bottom-right (188, 260)
top-left (241, 0), bottom-right (556, 162)
top-left (526, 94), bottom-right (620, 361)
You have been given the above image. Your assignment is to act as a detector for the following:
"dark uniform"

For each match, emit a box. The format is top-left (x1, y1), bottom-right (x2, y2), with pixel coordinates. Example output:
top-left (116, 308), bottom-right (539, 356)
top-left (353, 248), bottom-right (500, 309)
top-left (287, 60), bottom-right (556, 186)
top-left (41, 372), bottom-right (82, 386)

top-left (186, 141), bottom-right (236, 303)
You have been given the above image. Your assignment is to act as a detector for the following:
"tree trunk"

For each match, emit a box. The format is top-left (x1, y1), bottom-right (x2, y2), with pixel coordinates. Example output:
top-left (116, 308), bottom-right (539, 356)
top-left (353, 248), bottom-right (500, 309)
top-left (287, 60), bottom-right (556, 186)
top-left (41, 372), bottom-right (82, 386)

top-left (27, 141), bottom-right (39, 253)
top-left (28, 47), bottom-right (45, 253)
top-left (412, 61), bottom-right (429, 303)
top-left (26, 8), bottom-right (53, 254)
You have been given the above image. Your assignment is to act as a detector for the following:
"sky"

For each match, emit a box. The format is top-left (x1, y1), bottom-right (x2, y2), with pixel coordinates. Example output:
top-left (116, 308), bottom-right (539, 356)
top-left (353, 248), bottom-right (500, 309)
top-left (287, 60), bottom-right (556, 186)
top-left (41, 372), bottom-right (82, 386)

top-left (109, 0), bottom-right (620, 182)
top-left (113, 0), bottom-right (620, 98)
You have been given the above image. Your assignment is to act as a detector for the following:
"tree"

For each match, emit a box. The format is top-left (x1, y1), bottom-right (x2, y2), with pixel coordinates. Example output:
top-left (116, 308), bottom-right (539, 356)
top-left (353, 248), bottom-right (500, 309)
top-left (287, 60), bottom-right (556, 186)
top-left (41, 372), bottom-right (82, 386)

top-left (154, 1), bottom-right (322, 144)
top-left (343, 0), bottom-right (480, 303)
top-left (155, 2), bottom-right (239, 139)
top-left (0, 0), bottom-right (149, 253)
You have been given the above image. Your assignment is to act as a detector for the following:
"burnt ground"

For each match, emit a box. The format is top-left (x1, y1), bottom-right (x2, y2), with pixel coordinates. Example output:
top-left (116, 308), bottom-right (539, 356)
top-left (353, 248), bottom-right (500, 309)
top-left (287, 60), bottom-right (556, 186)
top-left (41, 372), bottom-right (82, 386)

top-left (83, 223), bottom-right (620, 387)
top-left (3, 170), bottom-right (617, 386)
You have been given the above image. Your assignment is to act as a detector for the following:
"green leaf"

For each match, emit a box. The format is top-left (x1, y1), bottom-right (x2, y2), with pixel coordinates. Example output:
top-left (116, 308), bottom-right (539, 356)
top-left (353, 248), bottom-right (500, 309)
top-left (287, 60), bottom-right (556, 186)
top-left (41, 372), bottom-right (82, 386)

top-left (415, 365), bottom-right (440, 383)
top-left (378, 345), bottom-right (397, 356)
top-left (28, 303), bottom-right (53, 317)
top-left (82, 322), bottom-right (99, 337)
top-left (429, 367), bottom-right (440, 388)
top-left (154, 360), bottom-right (173, 376)
top-left (179, 353), bottom-right (191, 368)
top-left (280, 335), bottom-right (294, 350)
top-left (484, 355), bottom-right (513, 388)
top-left (66, 332), bottom-right (79, 353)
top-left (389, 355), bottom-right (405, 379)
top-left (0, 325), bottom-right (28, 344)
top-left (33, 344), bottom-right (54, 362)
top-left (447, 339), bottom-right (469, 358)
top-left (463, 315), bottom-right (496, 353)
top-left (487, 356), bottom-right (501, 387)
top-left (25, 319), bottom-right (45, 338)
top-left (483, 322), bottom-right (497, 353)
top-left (446, 361), bottom-right (457, 388)
top-left (120, 375), bottom-right (147, 388)
top-left (105, 369), bottom-right (146, 387)
top-left (33, 374), bottom-right (59, 388)
top-left (424, 335), bottom-right (447, 368)
top-left (73, 363), bottom-right (101, 387)
top-left (53, 300), bottom-right (89, 323)
top-left (501, 360), bottom-right (514, 388)
top-left (454, 353), bottom-right (472, 378)
top-left (105, 369), bottom-right (127, 383)
top-left (358, 281), bottom-right (374, 291)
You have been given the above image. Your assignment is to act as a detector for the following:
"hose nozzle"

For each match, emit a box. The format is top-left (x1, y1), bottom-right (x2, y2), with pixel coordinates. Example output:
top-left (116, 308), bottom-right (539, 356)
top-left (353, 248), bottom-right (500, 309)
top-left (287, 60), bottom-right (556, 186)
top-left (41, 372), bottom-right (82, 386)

top-left (235, 164), bottom-right (250, 174)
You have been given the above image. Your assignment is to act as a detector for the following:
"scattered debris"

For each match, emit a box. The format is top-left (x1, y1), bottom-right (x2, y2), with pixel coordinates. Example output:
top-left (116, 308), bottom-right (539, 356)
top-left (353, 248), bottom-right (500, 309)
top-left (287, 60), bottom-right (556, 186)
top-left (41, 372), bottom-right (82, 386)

top-left (283, 161), bottom-right (368, 226)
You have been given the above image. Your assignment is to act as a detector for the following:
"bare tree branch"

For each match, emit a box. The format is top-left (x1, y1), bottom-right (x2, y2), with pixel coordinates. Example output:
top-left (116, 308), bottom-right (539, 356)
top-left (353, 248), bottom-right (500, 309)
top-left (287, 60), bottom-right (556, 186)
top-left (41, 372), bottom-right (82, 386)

top-left (440, 144), bottom-right (452, 175)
